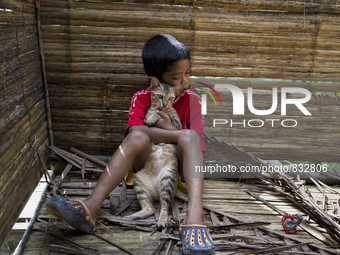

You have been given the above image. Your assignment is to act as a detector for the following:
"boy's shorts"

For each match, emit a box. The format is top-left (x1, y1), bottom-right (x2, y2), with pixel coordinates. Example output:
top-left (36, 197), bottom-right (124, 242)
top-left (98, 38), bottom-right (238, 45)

top-left (124, 165), bottom-right (187, 193)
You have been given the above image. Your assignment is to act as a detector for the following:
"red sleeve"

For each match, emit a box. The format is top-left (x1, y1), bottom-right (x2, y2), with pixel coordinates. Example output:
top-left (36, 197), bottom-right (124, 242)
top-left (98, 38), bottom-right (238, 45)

top-left (124, 89), bottom-right (151, 137)
top-left (188, 92), bottom-right (206, 153)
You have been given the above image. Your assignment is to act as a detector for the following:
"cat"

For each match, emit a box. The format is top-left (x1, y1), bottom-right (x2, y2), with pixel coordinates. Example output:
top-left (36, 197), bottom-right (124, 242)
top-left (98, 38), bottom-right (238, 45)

top-left (144, 78), bottom-right (182, 130)
top-left (126, 77), bottom-right (182, 229)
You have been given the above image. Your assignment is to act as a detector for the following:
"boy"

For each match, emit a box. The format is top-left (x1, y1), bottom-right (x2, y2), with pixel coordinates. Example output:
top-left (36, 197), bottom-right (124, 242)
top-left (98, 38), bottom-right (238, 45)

top-left (46, 34), bottom-right (214, 255)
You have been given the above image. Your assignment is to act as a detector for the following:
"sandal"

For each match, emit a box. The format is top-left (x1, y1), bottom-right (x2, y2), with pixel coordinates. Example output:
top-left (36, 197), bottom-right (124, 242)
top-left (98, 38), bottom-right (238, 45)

top-left (179, 224), bottom-right (215, 255)
top-left (46, 195), bottom-right (95, 233)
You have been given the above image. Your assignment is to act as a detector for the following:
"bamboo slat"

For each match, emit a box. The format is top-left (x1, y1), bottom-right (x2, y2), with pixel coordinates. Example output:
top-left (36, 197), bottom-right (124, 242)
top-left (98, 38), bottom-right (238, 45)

top-left (52, 131), bottom-right (123, 155)
top-left (3, 0), bottom-right (36, 12)
top-left (46, 73), bottom-right (148, 86)
top-left (45, 62), bottom-right (145, 74)
top-left (0, 12), bottom-right (36, 25)
top-left (48, 84), bottom-right (147, 97)
top-left (40, 9), bottom-right (192, 30)
top-left (50, 108), bottom-right (129, 120)
top-left (42, 43), bottom-right (144, 52)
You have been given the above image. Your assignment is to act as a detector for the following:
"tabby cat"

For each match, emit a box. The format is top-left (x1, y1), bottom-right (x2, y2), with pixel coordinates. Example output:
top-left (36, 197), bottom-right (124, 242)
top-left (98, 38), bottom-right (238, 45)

top-left (126, 77), bottom-right (182, 229)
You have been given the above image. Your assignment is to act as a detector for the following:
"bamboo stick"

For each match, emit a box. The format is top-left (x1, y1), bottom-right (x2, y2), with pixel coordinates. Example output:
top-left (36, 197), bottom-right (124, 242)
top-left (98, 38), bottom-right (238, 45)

top-left (35, 2), bottom-right (54, 146)
top-left (48, 245), bottom-right (97, 255)
top-left (70, 147), bottom-right (107, 168)
top-left (47, 145), bottom-right (104, 171)
top-left (92, 232), bottom-right (139, 255)
top-left (53, 163), bottom-right (72, 195)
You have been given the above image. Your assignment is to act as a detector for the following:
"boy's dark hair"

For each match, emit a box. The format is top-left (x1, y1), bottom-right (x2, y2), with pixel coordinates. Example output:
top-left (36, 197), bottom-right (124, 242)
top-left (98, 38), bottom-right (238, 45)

top-left (142, 34), bottom-right (191, 82)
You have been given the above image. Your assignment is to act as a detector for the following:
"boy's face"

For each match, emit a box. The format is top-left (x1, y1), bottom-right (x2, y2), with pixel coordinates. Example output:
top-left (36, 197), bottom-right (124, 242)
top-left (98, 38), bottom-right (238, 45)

top-left (161, 58), bottom-right (191, 97)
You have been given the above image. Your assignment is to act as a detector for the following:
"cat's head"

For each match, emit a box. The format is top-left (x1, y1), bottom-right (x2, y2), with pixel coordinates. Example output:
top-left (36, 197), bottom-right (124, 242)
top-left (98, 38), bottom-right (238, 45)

top-left (150, 77), bottom-right (178, 109)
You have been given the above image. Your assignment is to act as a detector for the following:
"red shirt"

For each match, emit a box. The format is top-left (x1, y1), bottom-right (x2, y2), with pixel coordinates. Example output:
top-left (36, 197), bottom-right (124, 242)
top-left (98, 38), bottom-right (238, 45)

top-left (124, 87), bottom-right (206, 152)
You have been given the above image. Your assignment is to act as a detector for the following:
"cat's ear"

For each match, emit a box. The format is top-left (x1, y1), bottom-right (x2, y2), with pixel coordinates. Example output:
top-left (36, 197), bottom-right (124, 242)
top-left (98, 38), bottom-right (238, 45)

top-left (150, 77), bottom-right (161, 89)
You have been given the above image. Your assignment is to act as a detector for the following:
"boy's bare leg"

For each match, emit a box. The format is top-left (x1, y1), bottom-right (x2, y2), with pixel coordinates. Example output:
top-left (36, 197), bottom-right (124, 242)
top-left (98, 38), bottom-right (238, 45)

top-left (177, 129), bottom-right (204, 225)
top-left (83, 130), bottom-right (152, 224)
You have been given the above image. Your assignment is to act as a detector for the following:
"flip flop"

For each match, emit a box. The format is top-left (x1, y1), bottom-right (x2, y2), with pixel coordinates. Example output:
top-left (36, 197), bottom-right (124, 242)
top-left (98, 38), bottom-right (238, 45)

top-left (46, 195), bottom-right (95, 233)
top-left (179, 224), bottom-right (215, 255)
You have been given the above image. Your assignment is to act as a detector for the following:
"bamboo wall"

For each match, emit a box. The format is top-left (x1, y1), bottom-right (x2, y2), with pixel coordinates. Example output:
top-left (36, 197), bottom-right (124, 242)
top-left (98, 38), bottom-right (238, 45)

top-left (40, 0), bottom-right (340, 162)
top-left (0, 0), bottom-right (50, 246)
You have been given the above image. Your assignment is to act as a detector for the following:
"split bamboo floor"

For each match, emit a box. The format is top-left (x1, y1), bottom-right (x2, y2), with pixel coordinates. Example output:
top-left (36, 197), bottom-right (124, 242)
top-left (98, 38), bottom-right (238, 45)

top-left (21, 171), bottom-right (340, 255)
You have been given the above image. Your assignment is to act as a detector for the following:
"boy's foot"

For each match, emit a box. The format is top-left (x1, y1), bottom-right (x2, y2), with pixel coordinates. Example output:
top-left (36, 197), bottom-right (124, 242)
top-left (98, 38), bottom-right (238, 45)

top-left (46, 195), bottom-right (95, 233)
top-left (179, 224), bottom-right (215, 255)
top-left (180, 206), bottom-right (215, 254)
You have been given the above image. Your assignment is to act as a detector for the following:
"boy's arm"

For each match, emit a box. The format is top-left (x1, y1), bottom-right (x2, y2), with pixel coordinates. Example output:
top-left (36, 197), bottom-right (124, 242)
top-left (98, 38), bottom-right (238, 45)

top-left (129, 111), bottom-right (181, 144)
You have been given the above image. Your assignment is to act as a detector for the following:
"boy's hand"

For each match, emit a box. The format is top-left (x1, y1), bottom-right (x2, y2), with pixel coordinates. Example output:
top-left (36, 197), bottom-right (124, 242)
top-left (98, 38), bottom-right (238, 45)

top-left (154, 111), bottom-right (178, 131)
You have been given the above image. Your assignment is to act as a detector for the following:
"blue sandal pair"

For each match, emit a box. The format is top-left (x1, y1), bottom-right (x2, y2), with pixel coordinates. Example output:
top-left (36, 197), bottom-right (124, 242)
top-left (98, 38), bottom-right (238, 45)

top-left (180, 224), bottom-right (215, 255)
top-left (46, 195), bottom-right (95, 233)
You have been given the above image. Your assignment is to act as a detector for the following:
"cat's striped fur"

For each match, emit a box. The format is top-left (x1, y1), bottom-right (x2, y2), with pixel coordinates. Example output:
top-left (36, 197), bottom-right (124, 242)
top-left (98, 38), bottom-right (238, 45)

top-left (126, 77), bottom-right (182, 229)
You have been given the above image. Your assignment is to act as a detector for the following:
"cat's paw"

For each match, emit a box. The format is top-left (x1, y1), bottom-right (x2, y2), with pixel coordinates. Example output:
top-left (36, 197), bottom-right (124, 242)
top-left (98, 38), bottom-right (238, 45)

top-left (146, 114), bottom-right (162, 126)
top-left (125, 214), bottom-right (138, 220)
top-left (156, 214), bottom-right (168, 229)
top-left (125, 208), bottom-right (154, 220)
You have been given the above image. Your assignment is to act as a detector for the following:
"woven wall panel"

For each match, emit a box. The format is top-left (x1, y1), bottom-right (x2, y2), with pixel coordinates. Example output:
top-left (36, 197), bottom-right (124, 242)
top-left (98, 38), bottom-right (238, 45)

top-left (0, 0), bottom-right (49, 247)
top-left (40, 0), bottom-right (340, 161)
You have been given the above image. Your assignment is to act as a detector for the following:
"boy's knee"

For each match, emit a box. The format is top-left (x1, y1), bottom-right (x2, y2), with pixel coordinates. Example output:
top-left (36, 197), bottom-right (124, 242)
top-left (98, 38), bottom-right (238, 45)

top-left (125, 130), bottom-right (150, 149)
top-left (178, 129), bottom-right (200, 147)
